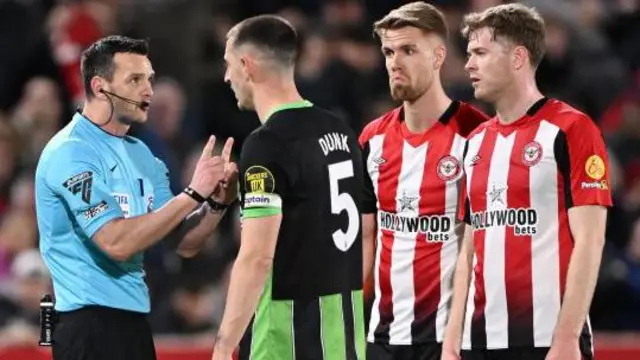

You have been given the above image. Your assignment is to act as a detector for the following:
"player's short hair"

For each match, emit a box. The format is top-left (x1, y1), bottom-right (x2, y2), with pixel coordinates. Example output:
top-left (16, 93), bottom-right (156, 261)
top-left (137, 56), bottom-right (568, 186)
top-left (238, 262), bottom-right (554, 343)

top-left (226, 15), bottom-right (299, 68)
top-left (81, 35), bottom-right (149, 99)
top-left (373, 1), bottom-right (448, 41)
top-left (461, 3), bottom-right (546, 68)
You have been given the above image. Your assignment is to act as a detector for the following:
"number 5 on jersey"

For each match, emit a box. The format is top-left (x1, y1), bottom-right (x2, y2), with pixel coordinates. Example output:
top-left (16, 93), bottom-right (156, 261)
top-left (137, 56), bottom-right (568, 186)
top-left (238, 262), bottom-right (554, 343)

top-left (328, 160), bottom-right (359, 252)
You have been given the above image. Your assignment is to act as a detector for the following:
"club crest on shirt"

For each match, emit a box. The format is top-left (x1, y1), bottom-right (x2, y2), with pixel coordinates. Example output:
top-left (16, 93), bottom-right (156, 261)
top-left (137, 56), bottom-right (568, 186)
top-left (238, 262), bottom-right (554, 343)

top-left (522, 141), bottom-right (543, 167)
top-left (437, 155), bottom-right (461, 181)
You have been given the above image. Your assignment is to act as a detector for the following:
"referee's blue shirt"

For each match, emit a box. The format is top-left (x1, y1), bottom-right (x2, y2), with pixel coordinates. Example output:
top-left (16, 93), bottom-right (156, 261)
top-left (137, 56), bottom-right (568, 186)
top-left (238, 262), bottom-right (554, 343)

top-left (35, 112), bottom-right (174, 313)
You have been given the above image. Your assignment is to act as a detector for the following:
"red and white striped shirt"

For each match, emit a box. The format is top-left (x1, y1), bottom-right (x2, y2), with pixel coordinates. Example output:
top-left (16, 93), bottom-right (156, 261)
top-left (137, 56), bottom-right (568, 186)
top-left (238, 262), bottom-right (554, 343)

top-left (459, 98), bottom-right (612, 352)
top-left (360, 101), bottom-right (489, 345)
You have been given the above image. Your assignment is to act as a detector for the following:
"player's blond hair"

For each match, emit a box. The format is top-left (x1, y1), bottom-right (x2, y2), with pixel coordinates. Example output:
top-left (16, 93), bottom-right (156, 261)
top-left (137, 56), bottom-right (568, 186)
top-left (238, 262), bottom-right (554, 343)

top-left (461, 3), bottom-right (546, 67)
top-left (373, 1), bottom-right (448, 41)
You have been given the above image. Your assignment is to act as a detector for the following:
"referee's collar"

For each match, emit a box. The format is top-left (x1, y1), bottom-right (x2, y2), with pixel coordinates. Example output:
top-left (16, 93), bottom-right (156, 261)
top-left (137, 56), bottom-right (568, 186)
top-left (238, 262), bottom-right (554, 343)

top-left (74, 111), bottom-right (126, 142)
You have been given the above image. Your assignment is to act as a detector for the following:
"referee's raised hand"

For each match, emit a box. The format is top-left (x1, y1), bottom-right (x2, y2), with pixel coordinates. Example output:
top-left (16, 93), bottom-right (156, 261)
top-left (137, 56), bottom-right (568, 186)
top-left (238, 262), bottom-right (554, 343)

top-left (212, 137), bottom-right (238, 205)
top-left (189, 135), bottom-right (227, 197)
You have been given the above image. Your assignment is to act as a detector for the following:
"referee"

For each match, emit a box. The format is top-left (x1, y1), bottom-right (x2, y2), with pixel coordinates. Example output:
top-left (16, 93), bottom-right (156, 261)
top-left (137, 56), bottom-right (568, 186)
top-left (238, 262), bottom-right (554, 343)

top-left (212, 16), bottom-right (365, 360)
top-left (35, 35), bottom-right (237, 360)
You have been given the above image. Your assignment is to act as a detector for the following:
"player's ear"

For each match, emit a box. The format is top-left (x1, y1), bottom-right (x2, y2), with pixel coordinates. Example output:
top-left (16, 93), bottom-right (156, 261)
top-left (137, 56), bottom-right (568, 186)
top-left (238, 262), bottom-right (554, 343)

top-left (513, 45), bottom-right (527, 71)
top-left (433, 44), bottom-right (446, 70)
top-left (240, 56), bottom-right (258, 82)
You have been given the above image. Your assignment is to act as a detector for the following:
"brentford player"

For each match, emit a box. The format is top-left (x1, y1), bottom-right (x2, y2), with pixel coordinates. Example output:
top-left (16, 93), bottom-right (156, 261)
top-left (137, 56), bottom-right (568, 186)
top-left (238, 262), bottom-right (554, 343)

top-left (360, 3), bottom-right (488, 360)
top-left (443, 4), bottom-right (611, 360)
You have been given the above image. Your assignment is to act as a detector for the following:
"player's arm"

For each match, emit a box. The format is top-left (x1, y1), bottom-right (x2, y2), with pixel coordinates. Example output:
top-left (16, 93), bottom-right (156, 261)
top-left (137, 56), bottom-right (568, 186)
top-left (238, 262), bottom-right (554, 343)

top-left (213, 132), bottom-right (288, 356)
top-left (443, 186), bottom-right (474, 356)
top-left (162, 139), bottom-right (239, 257)
top-left (552, 119), bottom-right (612, 343)
top-left (362, 213), bottom-right (376, 282)
top-left (361, 141), bottom-right (378, 282)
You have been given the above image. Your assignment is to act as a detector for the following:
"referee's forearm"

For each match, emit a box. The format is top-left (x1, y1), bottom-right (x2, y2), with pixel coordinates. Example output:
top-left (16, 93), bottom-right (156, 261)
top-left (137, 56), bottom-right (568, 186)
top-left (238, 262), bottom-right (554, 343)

top-left (171, 204), bottom-right (226, 257)
top-left (553, 236), bottom-right (603, 339)
top-left (94, 193), bottom-right (199, 261)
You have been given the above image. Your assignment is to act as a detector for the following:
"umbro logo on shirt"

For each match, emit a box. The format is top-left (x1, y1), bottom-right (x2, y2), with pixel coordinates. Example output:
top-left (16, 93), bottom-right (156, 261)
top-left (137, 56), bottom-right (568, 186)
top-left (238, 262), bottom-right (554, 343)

top-left (373, 157), bottom-right (386, 166)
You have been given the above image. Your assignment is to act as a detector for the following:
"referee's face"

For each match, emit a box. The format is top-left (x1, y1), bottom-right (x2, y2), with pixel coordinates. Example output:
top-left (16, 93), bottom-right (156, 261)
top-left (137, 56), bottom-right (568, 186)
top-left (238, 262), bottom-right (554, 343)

top-left (108, 53), bottom-right (155, 123)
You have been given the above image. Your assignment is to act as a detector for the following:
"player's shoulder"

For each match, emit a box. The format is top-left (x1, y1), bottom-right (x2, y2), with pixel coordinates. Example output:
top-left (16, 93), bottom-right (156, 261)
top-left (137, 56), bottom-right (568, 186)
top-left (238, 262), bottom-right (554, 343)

top-left (465, 116), bottom-right (495, 140)
top-left (359, 106), bottom-right (401, 145)
top-left (541, 98), bottom-right (600, 134)
top-left (242, 125), bottom-right (283, 159)
top-left (452, 101), bottom-right (491, 138)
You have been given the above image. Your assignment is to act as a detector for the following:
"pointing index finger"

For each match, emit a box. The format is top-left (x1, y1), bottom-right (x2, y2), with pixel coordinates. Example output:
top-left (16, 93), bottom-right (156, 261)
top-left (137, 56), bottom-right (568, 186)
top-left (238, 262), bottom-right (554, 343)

top-left (221, 137), bottom-right (234, 163)
top-left (200, 135), bottom-right (216, 160)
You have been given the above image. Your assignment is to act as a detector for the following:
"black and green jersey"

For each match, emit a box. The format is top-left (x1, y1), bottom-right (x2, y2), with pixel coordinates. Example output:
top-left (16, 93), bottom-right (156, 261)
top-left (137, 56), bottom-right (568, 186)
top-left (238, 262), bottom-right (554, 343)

top-left (238, 100), bottom-right (365, 360)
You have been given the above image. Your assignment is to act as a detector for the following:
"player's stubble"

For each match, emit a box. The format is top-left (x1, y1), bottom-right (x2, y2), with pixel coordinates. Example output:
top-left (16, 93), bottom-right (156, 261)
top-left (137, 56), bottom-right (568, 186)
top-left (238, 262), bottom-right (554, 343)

top-left (390, 76), bottom-right (431, 103)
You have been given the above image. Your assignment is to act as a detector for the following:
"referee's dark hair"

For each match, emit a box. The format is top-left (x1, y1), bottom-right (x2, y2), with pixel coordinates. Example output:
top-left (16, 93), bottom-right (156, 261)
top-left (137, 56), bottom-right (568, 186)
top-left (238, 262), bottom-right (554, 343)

top-left (81, 35), bottom-right (149, 99)
top-left (226, 15), bottom-right (299, 69)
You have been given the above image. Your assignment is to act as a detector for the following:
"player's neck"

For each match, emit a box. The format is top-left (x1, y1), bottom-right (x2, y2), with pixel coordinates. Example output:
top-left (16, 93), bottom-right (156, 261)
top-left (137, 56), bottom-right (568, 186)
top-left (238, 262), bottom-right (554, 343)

top-left (403, 82), bottom-right (451, 134)
top-left (81, 102), bottom-right (130, 137)
top-left (495, 78), bottom-right (544, 125)
top-left (254, 81), bottom-right (304, 124)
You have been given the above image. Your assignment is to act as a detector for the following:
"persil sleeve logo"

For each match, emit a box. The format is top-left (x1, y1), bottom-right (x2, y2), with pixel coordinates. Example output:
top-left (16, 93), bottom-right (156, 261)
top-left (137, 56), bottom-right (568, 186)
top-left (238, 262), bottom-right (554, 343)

top-left (378, 211), bottom-right (452, 242)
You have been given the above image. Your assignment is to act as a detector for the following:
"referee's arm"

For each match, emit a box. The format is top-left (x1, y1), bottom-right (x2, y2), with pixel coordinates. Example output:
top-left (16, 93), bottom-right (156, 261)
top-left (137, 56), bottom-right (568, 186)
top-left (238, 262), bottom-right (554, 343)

top-left (162, 138), bottom-right (239, 257)
top-left (50, 138), bottom-right (225, 262)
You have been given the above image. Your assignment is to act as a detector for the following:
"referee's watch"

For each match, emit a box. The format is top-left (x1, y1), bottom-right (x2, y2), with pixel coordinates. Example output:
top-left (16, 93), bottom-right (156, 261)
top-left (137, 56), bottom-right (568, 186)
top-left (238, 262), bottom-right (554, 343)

top-left (183, 187), bottom-right (207, 203)
top-left (206, 198), bottom-right (229, 213)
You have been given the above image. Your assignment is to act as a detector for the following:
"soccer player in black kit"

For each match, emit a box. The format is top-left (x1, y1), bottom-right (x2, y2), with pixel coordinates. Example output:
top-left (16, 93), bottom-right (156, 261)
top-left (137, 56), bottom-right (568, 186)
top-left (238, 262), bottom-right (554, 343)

top-left (210, 15), bottom-right (366, 360)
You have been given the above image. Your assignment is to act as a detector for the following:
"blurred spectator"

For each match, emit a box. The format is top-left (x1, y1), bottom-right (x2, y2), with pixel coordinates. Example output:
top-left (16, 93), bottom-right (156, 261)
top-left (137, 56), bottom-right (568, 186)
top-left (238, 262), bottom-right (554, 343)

top-left (608, 93), bottom-right (640, 220)
top-left (130, 77), bottom-right (192, 194)
top-left (10, 77), bottom-right (63, 167)
top-left (150, 275), bottom-right (217, 335)
top-left (533, 0), bottom-right (627, 120)
top-left (47, 1), bottom-right (116, 105)
top-left (0, 250), bottom-right (51, 346)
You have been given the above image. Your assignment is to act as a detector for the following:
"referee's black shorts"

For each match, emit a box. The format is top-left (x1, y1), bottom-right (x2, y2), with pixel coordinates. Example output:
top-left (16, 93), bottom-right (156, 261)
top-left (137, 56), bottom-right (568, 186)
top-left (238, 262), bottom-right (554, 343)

top-left (52, 305), bottom-right (156, 360)
top-left (367, 341), bottom-right (442, 360)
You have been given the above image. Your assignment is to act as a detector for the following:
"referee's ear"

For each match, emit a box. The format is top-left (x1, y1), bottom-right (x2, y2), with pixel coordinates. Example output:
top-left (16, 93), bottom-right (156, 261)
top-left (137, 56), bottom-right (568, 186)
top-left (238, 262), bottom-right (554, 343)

top-left (90, 77), bottom-right (107, 100)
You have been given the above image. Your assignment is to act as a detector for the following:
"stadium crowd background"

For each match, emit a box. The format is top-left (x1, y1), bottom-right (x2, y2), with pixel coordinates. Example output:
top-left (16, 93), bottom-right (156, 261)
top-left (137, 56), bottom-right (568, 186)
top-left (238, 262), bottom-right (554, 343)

top-left (0, 0), bottom-right (638, 356)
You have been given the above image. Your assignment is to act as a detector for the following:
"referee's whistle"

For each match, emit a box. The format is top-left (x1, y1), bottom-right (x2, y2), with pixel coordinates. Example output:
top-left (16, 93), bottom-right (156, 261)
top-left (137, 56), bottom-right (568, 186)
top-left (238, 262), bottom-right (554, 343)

top-left (39, 294), bottom-right (55, 346)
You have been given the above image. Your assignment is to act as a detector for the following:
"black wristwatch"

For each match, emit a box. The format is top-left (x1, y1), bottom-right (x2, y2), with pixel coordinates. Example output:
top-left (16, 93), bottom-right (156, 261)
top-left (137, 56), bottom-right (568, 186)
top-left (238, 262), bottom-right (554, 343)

top-left (206, 198), bottom-right (229, 212)
top-left (183, 187), bottom-right (206, 203)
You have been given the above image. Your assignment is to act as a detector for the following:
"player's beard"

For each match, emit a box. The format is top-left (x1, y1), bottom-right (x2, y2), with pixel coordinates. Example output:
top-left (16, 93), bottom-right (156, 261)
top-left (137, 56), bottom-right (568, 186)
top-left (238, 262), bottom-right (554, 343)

top-left (390, 83), bottom-right (423, 102)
